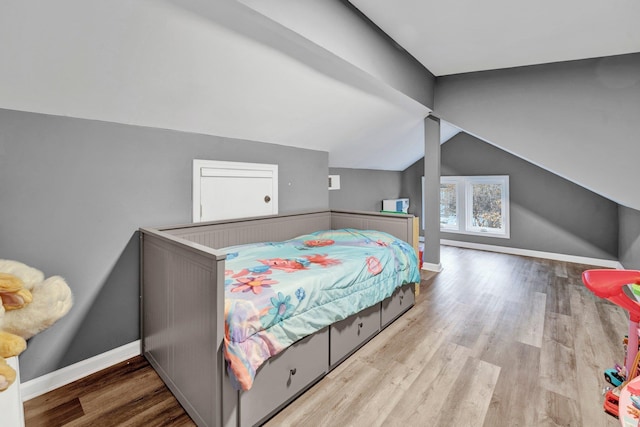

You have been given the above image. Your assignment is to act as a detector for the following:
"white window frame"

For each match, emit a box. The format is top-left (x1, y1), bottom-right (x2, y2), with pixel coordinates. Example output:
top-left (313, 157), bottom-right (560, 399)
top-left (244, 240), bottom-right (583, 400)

top-left (436, 175), bottom-right (510, 239)
top-left (439, 177), bottom-right (460, 232)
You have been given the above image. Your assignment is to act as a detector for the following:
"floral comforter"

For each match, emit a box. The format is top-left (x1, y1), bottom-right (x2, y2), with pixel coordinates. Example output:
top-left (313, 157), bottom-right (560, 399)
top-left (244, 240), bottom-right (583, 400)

top-left (222, 228), bottom-right (420, 391)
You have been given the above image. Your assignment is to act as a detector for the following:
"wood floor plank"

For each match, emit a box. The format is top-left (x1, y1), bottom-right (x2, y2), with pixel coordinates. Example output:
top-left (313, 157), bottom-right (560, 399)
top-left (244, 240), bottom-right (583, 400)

top-left (516, 291), bottom-right (547, 348)
top-left (263, 376), bottom-right (335, 426)
top-left (481, 341), bottom-right (542, 427)
top-left (546, 275), bottom-right (573, 316)
top-left (570, 285), bottom-right (619, 427)
top-left (539, 336), bottom-right (578, 399)
top-left (25, 397), bottom-right (84, 427)
top-left (435, 357), bottom-right (500, 427)
top-left (382, 341), bottom-right (471, 426)
top-left (536, 388), bottom-right (583, 426)
top-left (23, 357), bottom-right (149, 418)
top-left (325, 359), bottom-right (410, 427)
top-left (78, 365), bottom-right (163, 413)
top-left (119, 396), bottom-right (197, 427)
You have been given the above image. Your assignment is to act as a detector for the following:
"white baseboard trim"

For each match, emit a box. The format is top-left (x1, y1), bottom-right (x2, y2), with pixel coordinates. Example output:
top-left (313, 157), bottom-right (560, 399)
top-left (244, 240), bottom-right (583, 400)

top-left (440, 239), bottom-right (623, 269)
top-left (422, 262), bottom-right (443, 272)
top-left (21, 340), bottom-right (141, 402)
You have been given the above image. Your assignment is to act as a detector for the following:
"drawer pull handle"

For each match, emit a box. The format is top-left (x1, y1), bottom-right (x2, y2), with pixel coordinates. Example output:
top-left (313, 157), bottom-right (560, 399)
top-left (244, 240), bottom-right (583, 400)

top-left (358, 322), bottom-right (363, 328)
top-left (290, 368), bottom-right (297, 376)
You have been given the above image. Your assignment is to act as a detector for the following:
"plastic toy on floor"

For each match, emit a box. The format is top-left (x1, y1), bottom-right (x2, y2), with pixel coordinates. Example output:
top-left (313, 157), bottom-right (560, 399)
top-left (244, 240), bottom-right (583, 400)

top-left (606, 364), bottom-right (626, 388)
top-left (582, 269), bottom-right (640, 424)
top-left (620, 378), bottom-right (640, 426)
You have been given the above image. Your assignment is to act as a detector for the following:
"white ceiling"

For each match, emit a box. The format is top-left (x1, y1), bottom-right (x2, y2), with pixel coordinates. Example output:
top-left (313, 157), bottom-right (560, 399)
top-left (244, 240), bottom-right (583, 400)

top-left (349, 0), bottom-right (640, 76)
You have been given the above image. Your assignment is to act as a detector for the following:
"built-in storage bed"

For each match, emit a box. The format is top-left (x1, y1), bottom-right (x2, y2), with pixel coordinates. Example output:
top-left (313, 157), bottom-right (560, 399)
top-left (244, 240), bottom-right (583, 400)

top-left (140, 210), bottom-right (418, 427)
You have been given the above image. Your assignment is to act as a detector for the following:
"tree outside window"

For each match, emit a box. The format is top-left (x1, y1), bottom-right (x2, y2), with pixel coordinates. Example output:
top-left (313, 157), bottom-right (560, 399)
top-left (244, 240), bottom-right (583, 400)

top-left (439, 181), bottom-right (458, 230)
top-left (434, 176), bottom-right (509, 238)
top-left (470, 183), bottom-right (502, 230)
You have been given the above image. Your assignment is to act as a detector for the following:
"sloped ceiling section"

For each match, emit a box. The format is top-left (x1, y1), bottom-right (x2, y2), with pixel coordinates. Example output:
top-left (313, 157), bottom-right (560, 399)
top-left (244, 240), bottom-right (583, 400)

top-left (349, 0), bottom-right (640, 76)
top-left (436, 54), bottom-right (640, 210)
top-left (0, 0), bottom-right (430, 171)
top-left (237, 0), bottom-right (435, 108)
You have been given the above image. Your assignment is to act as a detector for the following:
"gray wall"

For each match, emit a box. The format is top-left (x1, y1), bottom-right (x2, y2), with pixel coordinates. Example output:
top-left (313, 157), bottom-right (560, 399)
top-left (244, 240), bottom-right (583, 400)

top-left (440, 133), bottom-right (618, 259)
top-left (435, 53), bottom-right (640, 211)
top-left (328, 167), bottom-right (404, 212)
top-left (0, 108), bottom-right (329, 381)
top-left (402, 158), bottom-right (425, 230)
top-left (619, 206), bottom-right (640, 269)
top-left (402, 132), bottom-right (619, 260)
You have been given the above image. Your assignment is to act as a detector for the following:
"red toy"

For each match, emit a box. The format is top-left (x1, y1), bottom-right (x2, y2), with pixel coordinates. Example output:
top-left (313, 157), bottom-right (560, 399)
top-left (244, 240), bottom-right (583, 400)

top-left (582, 269), bottom-right (640, 419)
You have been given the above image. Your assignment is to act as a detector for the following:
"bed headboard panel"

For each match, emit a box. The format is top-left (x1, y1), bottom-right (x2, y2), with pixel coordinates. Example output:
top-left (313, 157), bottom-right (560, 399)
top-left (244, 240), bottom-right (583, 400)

top-left (150, 210), bottom-right (416, 251)
top-left (160, 211), bottom-right (332, 249)
top-left (330, 210), bottom-right (416, 247)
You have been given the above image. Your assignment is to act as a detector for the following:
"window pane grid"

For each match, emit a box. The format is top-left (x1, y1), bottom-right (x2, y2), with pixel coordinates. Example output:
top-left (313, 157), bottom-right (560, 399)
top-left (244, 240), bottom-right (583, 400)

top-left (470, 183), bottom-right (503, 231)
top-left (436, 175), bottom-right (509, 238)
top-left (440, 183), bottom-right (458, 229)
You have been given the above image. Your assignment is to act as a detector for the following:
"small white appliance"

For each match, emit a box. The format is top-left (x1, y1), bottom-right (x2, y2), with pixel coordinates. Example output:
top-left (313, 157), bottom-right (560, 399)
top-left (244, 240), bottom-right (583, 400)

top-left (382, 198), bottom-right (409, 213)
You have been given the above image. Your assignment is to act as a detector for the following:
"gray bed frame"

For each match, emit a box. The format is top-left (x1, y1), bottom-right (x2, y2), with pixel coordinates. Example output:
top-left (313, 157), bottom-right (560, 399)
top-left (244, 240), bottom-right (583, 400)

top-left (140, 210), bottom-right (418, 427)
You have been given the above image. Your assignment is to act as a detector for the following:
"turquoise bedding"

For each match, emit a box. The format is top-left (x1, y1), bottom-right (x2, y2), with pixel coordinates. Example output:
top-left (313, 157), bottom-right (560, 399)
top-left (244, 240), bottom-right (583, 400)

top-left (222, 228), bottom-right (420, 391)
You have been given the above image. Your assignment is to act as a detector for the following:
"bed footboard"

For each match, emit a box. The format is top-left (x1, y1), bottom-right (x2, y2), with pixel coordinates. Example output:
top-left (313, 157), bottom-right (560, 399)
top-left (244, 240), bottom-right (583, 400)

top-left (140, 229), bottom-right (226, 427)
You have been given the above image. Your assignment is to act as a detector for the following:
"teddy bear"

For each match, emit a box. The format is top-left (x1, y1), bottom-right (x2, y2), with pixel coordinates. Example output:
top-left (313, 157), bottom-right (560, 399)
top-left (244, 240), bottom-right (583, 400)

top-left (0, 259), bottom-right (73, 392)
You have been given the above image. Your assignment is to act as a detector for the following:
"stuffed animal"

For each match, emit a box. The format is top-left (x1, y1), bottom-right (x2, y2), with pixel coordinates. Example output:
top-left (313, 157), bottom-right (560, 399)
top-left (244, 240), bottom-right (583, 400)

top-left (0, 260), bottom-right (73, 392)
top-left (0, 271), bottom-right (30, 391)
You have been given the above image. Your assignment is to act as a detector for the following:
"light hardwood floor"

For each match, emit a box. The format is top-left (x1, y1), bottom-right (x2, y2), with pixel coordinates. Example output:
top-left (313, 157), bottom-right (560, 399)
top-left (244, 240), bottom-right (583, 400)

top-left (24, 246), bottom-right (623, 426)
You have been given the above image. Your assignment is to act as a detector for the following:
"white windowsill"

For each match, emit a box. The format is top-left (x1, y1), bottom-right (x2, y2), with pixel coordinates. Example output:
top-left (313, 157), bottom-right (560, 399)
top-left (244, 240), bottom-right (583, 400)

top-left (440, 228), bottom-right (510, 239)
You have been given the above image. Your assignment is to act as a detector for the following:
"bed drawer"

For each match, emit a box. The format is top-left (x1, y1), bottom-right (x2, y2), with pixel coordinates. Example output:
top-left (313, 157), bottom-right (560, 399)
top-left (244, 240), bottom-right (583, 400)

top-left (239, 327), bottom-right (328, 427)
top-left (329, 303), bottom-right (381, 367)
top-left (381, 284), bottom-right (415, 328)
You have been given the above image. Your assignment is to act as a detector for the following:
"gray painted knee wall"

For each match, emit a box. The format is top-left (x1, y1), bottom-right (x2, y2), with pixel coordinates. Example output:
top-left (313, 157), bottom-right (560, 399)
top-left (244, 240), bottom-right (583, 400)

top-left (440, 133), bottom-right (618, 259)
top-left (0, 108), bottom-right (329, 381)
top-left (402, 132), bottom-right (619, 260)
top-left (435, 53), bottom-right (640, 212)
top-left (619, 206), bottom-right (640, 269)
top-left (328, 167), bottom-right (404, 212)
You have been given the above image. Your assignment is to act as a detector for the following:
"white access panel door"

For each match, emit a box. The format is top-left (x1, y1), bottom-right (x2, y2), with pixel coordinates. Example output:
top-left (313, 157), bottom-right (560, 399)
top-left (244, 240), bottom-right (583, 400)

top-left (193, 160), bottom-right (278, 222)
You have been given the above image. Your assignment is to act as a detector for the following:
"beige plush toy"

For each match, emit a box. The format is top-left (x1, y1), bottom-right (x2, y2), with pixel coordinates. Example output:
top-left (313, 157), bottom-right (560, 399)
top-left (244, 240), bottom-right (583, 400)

top-left (0, 271), bottom-right (30, 391)
top-left (0, 260), bottom-right (73, 392)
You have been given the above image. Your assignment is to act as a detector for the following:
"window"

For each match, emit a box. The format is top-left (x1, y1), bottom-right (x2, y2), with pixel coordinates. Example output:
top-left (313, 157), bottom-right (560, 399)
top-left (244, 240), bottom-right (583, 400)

top-left (438, 175), bottom-right (509, 238)
top-left (439, 178), bottom-right (459, 231)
